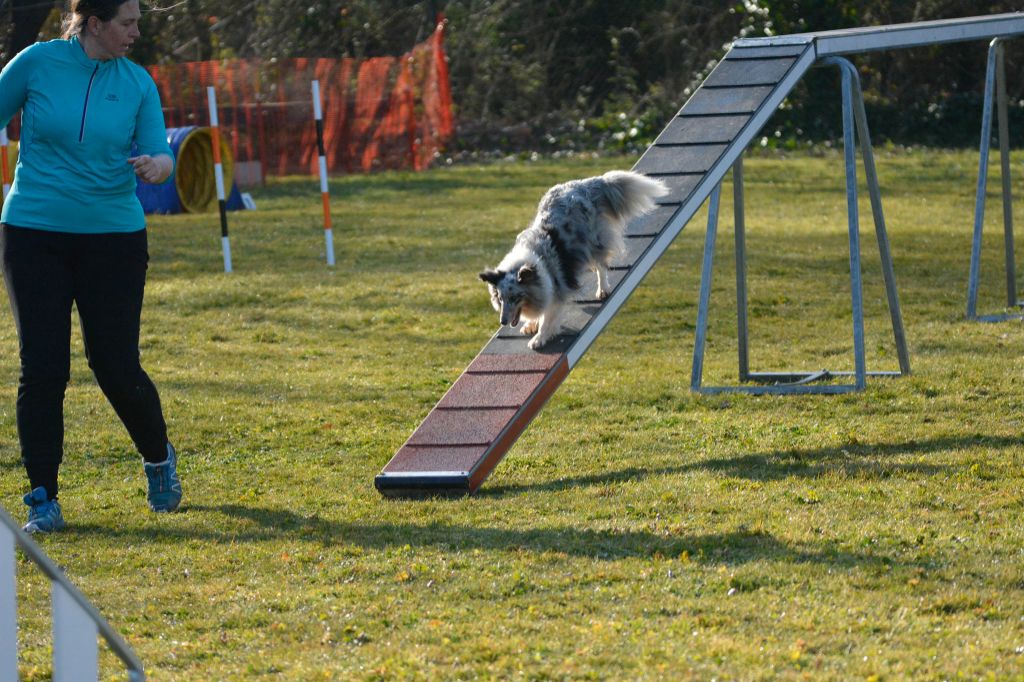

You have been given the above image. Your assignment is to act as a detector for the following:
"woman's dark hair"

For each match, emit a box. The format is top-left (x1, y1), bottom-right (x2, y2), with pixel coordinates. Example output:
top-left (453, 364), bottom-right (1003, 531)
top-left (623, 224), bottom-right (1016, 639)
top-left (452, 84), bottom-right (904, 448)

top-left (61, 0), bottom-right (132, 39)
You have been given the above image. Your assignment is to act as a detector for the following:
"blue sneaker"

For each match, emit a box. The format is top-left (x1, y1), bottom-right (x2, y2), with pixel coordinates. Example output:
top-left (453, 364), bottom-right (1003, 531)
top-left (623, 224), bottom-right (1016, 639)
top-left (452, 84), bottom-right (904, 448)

top-left (145, 443), bottom-right (182, 512)
top-left (23, 487), bottom-right (66, 534)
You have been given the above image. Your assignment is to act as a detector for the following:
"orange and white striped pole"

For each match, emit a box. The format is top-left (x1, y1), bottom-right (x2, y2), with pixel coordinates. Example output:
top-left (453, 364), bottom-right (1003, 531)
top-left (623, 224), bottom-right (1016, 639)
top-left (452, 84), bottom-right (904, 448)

top-left (311, 80), bottom-right (335, 266)
top-left (0, 127), bottom-right (11, 200)
top-left (207, 86), bottom-right (232, 273)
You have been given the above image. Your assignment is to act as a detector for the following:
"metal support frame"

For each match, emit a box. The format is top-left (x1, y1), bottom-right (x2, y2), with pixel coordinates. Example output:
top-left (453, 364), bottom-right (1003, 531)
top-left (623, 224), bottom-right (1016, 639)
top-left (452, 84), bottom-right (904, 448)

top-left (737, 13), bottom-right (1024, 56)
top-left (691, 56), bottom-right (910, 395)
top-left (967, 37), bottom-right (1023, 322)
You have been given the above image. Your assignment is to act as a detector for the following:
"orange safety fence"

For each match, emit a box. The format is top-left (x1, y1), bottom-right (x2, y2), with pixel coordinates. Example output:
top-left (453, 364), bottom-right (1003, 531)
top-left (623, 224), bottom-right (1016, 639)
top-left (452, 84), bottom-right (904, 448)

top-left (146, 20), bottom-right (454, 178)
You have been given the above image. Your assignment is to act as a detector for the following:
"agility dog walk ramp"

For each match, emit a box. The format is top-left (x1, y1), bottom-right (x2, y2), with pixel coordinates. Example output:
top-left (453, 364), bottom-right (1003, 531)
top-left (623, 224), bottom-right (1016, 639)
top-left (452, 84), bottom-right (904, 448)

top-left (376, 13), bottom-right (1024, 498)
top-left (375, 41), bottom-right (816, 498)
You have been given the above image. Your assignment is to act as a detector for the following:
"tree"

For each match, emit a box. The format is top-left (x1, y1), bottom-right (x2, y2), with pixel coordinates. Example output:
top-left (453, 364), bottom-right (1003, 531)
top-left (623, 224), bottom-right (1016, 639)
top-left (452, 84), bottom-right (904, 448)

top-left (135, 0), bottom-right (435, 63)
top-left (739, 0), bottom-right (1024, 145)
top-left (10, 1), bottom-right (1022, 148)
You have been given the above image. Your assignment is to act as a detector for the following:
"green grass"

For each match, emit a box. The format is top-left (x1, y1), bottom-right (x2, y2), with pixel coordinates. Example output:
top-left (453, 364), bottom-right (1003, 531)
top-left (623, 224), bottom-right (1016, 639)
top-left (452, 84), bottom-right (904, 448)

top-left (2, 149), bottom-right (1023, 680)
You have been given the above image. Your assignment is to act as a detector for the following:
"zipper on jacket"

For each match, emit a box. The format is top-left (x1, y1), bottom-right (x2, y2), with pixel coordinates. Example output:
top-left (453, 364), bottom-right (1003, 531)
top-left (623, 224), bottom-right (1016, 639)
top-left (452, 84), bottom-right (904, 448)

top-left (79, 64), bottom-right (99, 143)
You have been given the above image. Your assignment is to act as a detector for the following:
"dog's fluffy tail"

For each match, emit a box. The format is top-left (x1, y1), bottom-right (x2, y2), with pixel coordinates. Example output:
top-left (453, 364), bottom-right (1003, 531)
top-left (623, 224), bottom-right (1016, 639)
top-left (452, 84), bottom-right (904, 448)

top-left (599, 170), bottom-right (669, 222)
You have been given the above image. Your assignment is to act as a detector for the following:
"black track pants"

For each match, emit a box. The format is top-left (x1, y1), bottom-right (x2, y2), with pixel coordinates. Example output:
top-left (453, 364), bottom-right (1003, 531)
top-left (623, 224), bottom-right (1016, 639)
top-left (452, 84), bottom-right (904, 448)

top-left (1, 224), bottom-right (169, 499)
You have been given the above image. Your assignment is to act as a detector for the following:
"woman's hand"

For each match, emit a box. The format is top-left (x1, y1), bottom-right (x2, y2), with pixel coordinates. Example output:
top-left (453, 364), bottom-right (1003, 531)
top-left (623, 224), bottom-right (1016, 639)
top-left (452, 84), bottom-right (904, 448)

top-left (127, 154), bottom-right (173, 184)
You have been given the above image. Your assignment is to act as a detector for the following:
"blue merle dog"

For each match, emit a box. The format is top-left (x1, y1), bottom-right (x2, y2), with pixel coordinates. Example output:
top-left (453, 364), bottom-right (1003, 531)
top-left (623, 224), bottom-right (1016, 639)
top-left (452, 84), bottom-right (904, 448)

top-left (479, 171), bottom-right (668, 349)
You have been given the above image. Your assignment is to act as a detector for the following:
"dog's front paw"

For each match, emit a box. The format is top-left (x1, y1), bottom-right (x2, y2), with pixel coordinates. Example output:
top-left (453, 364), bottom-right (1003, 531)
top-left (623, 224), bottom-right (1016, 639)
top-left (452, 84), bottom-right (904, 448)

top-left (595, 287), bottom-right (610, 300)
top-left (527, 334), bottom-right (550, 350)
top-left (521, 320), bottom-right (539, 335)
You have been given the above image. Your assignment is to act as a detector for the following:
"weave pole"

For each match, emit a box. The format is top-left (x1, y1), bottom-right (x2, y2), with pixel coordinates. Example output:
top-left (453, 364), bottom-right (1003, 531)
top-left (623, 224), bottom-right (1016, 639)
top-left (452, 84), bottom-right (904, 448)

top-left (311, 80), bottom-right (335, 266)
top-left (0, 128), bottom-right (11, 200)
top-left (207, 86), bottom-right (232, 273)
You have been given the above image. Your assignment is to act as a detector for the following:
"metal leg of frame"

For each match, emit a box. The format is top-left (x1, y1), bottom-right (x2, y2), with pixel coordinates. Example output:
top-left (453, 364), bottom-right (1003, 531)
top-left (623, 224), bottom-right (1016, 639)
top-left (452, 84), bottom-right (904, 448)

top-left (848, 60), bottom-right (912, 376)
top-left (997, 43), bottom-right (1018, 309)
top-left (967, 40), bottom-right (996, 319)
top-left (968, 38), bottom-right (1023, 322)
top-left (734, 158), bottom-right (750, 382)
top-left (692, 56), bottom-right (908, 395)
top-left (837, 58), bottom-right (868, 390)
top-left (690, 183), bottom-right (723, 392)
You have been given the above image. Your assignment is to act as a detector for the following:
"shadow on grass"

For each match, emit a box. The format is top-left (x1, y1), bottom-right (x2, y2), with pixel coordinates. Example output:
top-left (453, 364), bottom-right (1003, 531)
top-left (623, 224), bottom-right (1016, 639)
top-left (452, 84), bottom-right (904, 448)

top-left (482, 433), bottom-right (1022, 497)
top-left (64, 504), bottom-right (921, 569)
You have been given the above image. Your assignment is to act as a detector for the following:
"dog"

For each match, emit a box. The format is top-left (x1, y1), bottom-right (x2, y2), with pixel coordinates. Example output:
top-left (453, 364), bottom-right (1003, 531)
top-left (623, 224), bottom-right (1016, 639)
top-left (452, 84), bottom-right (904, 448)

top-left (479, 170), bottom-right (668, 350)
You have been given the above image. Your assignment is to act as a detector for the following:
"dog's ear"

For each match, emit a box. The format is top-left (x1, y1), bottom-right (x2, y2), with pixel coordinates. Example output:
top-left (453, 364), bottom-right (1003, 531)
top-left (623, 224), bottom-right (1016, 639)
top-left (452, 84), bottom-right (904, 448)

top-left (517, 264), bottom-right (537, 284)
top-left (479, 268), bottom-right (502, 285)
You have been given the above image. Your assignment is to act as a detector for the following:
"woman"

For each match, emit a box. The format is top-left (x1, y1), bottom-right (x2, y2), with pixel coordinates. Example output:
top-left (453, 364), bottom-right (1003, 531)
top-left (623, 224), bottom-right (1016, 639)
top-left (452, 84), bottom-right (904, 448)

top-left (0, 0), bottom-right (182, 533)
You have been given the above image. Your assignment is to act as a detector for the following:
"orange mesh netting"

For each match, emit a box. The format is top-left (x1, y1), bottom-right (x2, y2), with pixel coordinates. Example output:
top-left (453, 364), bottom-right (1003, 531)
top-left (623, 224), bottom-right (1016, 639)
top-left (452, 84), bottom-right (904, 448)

top-left (146, 20), bottom-right (453, 177)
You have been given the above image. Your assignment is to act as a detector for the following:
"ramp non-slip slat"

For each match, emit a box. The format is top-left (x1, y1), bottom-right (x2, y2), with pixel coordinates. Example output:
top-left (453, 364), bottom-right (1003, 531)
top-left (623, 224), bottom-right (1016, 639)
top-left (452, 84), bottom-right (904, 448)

top-left (384, 445), bottom-right (488, 474)
top-left (635, 144), bottom-right (729, 175)
top-left (496, 304), bottom-right (601, 339)
top-left (655, 115), bottom-right (752, 145)
top-left (465, 352), bottom-right (561, 374)
top-left (725, 44), bottom-right (811, 59)
top-left (378, 41), bottom-right (817, 497)
top-left (655, 175), bottom-right (706, 204)
top-left (702, 58), bottom-right (797, 87)
top-left (574, 270), bottom-right (629, 304)
top-left (677, 86), bottom-right (775, 115)
top-left (612, 237), bottom-right (656, 268)
top-left (407, 408), bottom-right (520, 446)
top-left (627, 206), bottom-right (681, 236)
top-left (437, 373), bottom-right (550, 408)
top-left (480, 334), bottom-right (574, 356)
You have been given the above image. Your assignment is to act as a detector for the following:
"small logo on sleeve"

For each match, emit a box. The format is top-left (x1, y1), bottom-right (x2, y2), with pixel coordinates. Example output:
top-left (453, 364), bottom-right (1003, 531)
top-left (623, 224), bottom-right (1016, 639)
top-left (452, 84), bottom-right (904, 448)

top-left (105, 93), bottom-right (120, 102)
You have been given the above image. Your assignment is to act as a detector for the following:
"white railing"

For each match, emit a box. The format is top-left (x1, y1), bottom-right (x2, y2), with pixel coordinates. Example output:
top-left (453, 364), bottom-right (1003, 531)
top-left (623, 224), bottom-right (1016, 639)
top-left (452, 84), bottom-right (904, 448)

top-left (0, 506), bottom-right (145, 681)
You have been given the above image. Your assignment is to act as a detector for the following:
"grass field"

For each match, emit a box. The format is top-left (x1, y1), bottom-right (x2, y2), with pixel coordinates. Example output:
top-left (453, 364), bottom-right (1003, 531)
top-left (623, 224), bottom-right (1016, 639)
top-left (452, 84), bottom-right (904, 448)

top-left (1, 149), bottom-right (1023, 680)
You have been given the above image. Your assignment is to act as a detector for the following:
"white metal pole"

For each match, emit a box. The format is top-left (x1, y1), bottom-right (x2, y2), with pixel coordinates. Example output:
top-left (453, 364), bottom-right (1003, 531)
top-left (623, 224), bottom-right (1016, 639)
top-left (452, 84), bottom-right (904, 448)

top-left (312, 80), bottom-right (336, 266)
top-left (0, 523), bottom-right (17, 682)
top-left (52, 581), bottom-right (99, 682)
top-left (207, 86), bottom-right (233, 273)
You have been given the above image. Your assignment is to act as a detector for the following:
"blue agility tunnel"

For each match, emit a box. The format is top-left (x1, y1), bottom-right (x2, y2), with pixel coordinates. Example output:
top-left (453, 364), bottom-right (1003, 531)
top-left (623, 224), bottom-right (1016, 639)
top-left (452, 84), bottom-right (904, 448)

top-left (136, 126), bottom-right (244, 215)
